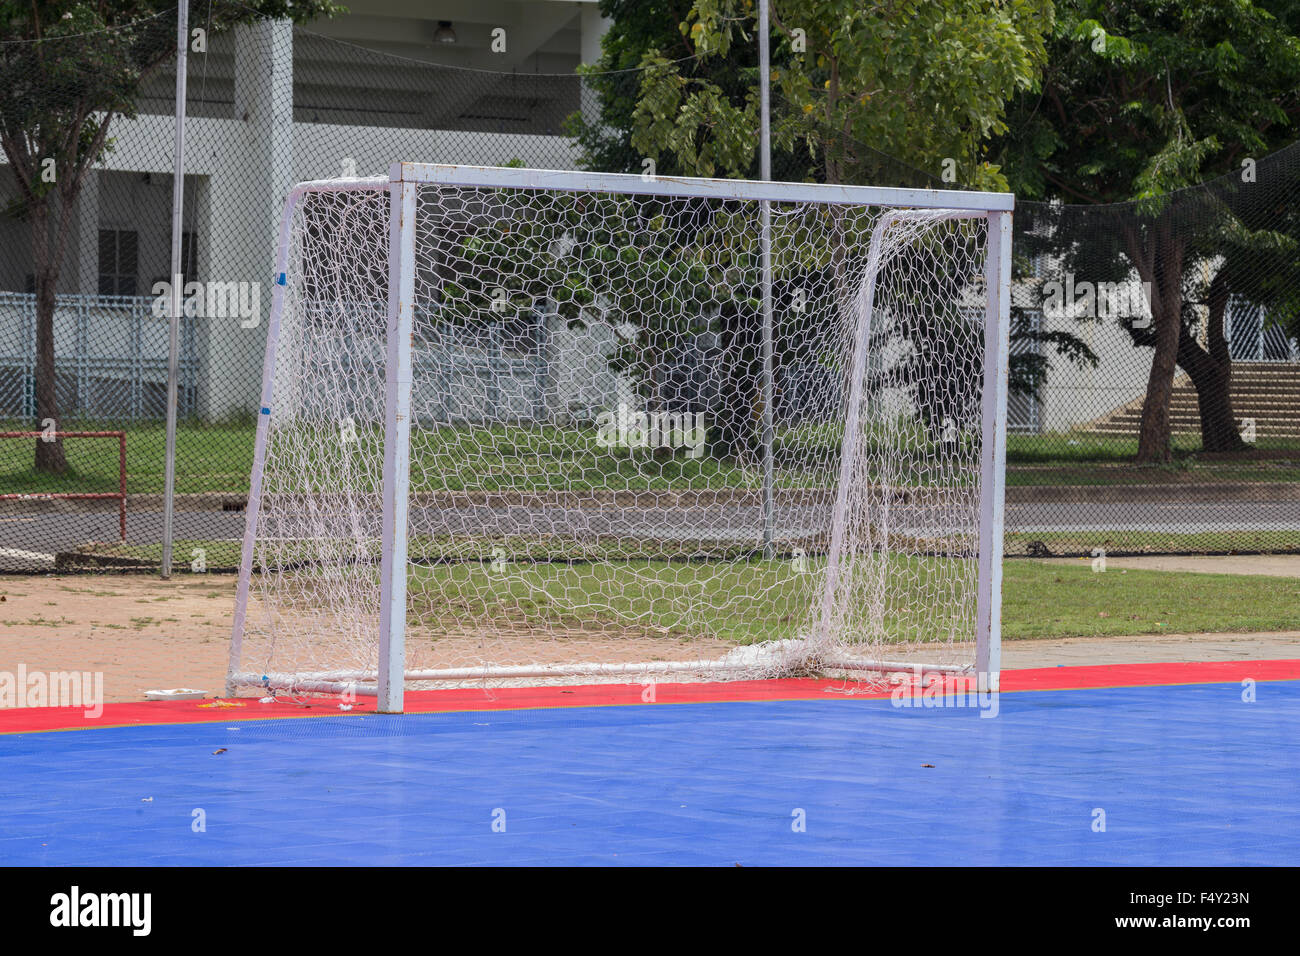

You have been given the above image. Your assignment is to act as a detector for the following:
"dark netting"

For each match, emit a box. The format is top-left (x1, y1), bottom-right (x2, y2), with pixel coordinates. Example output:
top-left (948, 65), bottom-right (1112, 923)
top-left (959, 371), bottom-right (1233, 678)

top-left (1000, 145), bottom-right (1300, 557)
top-left (0, 11), bottom-right (659, 573)
top-left (789, 114), bottom-right (1300, 558)
top-left (1, 8), bottom-right (193, 573)
top-left (0, 6), bottom-right (1296, 574)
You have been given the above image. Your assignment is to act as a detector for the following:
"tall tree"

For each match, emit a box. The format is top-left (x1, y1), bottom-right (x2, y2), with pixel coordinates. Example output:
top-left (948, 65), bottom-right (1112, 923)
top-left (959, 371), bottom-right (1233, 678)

top-left (0, 0), bottom-right (336, 474)
top-left (570, 0), bottom-right (1052, 458)
top-left (994, 0), bottom-right (1300, 461)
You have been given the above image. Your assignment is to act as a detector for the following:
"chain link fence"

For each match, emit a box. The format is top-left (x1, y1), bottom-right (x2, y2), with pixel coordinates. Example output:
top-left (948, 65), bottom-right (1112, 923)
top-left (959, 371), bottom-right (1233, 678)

top-left (1, 6), bottom-right (1297, 573)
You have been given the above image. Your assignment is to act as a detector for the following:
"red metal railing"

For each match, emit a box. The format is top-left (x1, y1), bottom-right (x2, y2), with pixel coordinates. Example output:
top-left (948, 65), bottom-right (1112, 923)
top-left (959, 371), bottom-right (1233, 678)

top-left (0, 431), bottom-right (127, 542)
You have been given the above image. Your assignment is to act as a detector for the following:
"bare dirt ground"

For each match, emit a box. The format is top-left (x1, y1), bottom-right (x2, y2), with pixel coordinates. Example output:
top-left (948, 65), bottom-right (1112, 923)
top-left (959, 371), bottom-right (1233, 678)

top-left (0, 574), bottom-right (237, 702)
top-left (2, 564), bottom-right (1298, 703)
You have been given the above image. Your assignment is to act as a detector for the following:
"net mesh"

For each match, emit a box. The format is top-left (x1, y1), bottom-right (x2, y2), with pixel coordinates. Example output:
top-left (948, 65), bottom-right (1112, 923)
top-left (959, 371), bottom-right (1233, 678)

top-left (233, 173), bottom-right (994, 692)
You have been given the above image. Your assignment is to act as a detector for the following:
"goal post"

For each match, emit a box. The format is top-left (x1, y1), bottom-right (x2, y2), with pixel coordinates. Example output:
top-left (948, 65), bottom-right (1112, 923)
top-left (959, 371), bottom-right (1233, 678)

top-left (227, 162), bottom-right (1013, 712)
top-left (378, 179), bottom-right (418, 712)
top-left (978, 209), bottom-right (1013, 693)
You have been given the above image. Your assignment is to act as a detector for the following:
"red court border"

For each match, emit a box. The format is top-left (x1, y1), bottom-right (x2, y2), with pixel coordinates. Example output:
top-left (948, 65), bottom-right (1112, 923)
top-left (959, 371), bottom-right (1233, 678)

top-left (2, 658), bottom-right (1297, 735)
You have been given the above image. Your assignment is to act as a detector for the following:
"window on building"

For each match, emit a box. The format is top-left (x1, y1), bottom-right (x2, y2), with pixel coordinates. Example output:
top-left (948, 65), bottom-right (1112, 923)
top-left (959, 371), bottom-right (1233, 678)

top-left (98, 230), bottom-right (138, 296)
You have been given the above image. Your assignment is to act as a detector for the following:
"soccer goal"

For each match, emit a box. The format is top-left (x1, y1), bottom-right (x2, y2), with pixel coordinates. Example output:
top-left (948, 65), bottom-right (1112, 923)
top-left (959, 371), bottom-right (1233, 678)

top-left (227, 162), bottom-right (1012, 712)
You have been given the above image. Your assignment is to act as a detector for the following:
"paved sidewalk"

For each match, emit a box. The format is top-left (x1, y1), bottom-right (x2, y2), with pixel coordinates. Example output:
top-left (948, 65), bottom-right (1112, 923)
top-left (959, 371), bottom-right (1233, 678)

top-left (1003, 630), bottom-right (1300, 668)
top-left (1045, 553), bottom-right (1300, 577)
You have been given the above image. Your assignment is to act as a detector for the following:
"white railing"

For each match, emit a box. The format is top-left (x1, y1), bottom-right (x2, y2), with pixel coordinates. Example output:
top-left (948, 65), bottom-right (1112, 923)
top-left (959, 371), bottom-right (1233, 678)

top-left (0, 292), bottom-right (198, 421)
top-left (1227, 298), bottom-right (1300, 363)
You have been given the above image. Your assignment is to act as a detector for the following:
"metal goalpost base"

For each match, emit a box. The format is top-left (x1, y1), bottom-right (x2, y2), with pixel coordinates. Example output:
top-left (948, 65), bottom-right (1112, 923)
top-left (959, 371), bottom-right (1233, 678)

top-left (226, 163), bottom-right (1013, 712)
top-left (227, 655), bottom-right (978, 699)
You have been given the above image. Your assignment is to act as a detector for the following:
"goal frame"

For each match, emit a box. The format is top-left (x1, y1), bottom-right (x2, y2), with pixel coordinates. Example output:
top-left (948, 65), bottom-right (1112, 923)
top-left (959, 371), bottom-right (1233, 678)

top-left (227, 162), bottom-right (1013, 712)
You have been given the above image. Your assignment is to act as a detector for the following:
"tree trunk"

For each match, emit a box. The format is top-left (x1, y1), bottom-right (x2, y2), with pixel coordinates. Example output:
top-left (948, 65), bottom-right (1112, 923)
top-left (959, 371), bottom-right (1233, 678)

top-left (1136, 305), bottom-right (1179, 463)
top-left (1178, 272), bottom-right (1245, 453)
top-left (1126, 222), bottom-right (1184, 464)
top-left (1178, 343), bottom-right (1244, 452)
top-left (30, 200), bottom-right (67, 475)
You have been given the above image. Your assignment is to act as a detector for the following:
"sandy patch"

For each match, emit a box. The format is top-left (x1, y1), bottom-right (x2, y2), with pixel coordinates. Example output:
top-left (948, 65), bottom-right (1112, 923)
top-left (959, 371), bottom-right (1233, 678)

top-left (2, 573), bottom-right (1297, 703)
top-left (0, 574), bottom-right (236, 702)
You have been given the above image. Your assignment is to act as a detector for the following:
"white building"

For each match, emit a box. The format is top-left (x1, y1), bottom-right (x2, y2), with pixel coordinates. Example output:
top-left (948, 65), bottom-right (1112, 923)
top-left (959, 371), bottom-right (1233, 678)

top-left (0, 1), bottom-right (612, 421)
top-left (1, 2), bottom-right (1292, 434)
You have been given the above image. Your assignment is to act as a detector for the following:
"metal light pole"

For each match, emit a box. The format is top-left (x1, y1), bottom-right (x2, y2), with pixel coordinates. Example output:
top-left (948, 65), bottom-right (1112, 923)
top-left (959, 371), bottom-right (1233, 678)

top-left (161, 0), bottom-right (189, 578)
top-left (758, 0), bottom-right (776, 560)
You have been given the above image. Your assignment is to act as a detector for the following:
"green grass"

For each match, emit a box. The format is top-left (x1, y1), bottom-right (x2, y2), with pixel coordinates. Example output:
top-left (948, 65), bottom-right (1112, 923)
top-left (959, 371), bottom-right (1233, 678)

top-left (5, 419), bottom-right (1300, 498)
top-left (1001, 560), bottom-right (1300, 638)
top-left (403, 557), bottom-right (1300, 644)
top-left (410, 423), bottom-right (764, 492)
top-left (1008, 432), bottom-right (1300, 463)
top-left (60, 539), bottom-right (244, 570)
top-left (405, 555), bottom-right (1297, 643)
top-left (410, 557), bottom-right (818, 646)
top-left (2, 419), bottom-right (771, 496)
top-left (1006, 432), bottom-right (1209, 464)
top-left (1005, 433), bottom-right (1300, 485)
top-left (1, 419), bottom-right (254, 495)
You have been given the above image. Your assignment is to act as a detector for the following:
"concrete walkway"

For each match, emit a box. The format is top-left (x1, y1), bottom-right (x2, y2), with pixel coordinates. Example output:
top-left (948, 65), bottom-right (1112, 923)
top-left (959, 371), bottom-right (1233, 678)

top-left (1003, 630), bottom-right (1300, 668)
top-left (1044, 553), bottom-right (1300, 577)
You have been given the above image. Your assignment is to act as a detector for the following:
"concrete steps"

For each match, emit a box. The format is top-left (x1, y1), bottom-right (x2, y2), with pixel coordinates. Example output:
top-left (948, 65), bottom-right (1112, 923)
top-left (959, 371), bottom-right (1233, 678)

top-left (1084, 362), bottom-right (1300, 439)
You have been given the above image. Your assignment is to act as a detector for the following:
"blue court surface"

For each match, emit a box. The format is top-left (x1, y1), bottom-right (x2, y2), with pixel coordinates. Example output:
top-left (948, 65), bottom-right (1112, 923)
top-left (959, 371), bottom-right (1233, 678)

top-left (1, 678), bottom-right (1297, 866)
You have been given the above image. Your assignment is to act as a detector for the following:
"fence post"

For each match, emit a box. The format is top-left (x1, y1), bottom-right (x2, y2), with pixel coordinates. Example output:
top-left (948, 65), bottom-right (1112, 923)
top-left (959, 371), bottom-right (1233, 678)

top-left (758, 0), bottom-right (776, 560)
top-left (161, 0), bottom-right (189, 579)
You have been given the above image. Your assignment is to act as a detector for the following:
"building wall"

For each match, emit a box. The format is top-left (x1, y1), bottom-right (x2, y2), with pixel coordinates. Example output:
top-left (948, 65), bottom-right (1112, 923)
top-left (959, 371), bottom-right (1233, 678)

top-left (1037, 309), bottom-right (1154, 434)
top-left (0, 7), bottom-right (610, 423)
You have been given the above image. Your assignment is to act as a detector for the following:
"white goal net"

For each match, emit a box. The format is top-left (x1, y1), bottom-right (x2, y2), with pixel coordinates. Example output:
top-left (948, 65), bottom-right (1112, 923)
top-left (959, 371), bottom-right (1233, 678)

top-left (229, 164), bottom-right (1011, 710)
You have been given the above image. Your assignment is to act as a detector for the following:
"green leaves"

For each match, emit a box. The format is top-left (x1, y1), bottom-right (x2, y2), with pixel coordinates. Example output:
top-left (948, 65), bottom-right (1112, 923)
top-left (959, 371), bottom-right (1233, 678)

top-left (615, 0), bottom-right (1051, 188)
top-left (999, 0), bottom-right (1300, 203)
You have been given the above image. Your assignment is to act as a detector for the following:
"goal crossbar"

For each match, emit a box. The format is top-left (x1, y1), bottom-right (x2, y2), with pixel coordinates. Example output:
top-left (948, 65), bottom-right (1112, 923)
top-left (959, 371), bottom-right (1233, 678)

top-left (390, 162), bottom-right (1014, 212)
